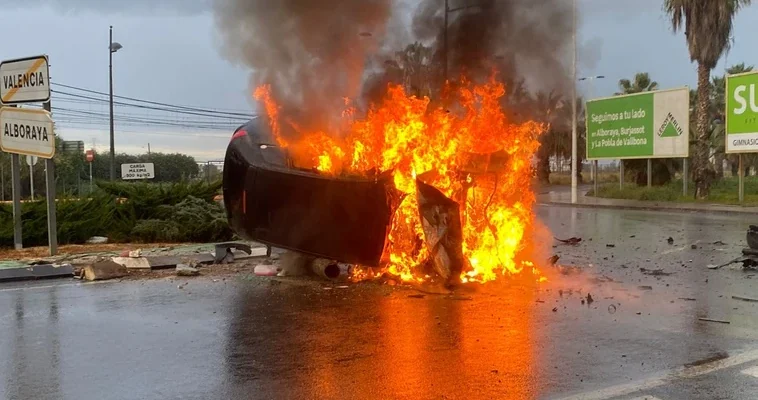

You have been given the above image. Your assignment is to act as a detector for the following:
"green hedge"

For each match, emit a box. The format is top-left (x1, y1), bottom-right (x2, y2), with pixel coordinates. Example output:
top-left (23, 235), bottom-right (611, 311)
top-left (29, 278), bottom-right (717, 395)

top-left (0, 180), bottom-right (232, 248)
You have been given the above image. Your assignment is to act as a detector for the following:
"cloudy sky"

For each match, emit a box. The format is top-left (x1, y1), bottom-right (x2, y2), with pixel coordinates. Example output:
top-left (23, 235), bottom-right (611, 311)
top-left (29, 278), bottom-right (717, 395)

top-left (0, 0), bottom-right (756, 161)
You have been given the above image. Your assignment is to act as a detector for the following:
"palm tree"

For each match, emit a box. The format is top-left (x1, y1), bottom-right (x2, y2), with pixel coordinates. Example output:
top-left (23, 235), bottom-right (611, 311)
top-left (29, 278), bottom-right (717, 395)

top-left (615, 73), bottom-right (659, 95)
top-left (665, 0), bottom-right (752, 198)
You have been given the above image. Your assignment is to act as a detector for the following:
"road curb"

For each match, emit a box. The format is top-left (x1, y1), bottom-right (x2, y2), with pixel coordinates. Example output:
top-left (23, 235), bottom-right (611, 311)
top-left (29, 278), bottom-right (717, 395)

top-left (539, 201), bottom-right (758, 216)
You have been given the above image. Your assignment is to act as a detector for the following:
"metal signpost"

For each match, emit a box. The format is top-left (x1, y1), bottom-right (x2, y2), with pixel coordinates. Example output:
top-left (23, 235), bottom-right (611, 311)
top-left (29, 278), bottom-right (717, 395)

top-left (121, 163), bottom-right (155, 180)
top-left (0, 54), bottom-right (57, 255)
top-left (86, 149), bottom-right (94, 193)
top-left (26, 155), bottom-right (37, 200)
top-left (586, 87), bottom-right (690, 195)
top-left (725, 71), bottom-right (758, 203)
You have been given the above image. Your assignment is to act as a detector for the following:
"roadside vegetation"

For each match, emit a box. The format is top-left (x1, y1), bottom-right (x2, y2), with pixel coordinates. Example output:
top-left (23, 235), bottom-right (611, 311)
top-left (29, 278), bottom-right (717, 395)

top-left (0, 180), bottom-right (232, 248)
top-left (591, 176), bottom-right (758, 206)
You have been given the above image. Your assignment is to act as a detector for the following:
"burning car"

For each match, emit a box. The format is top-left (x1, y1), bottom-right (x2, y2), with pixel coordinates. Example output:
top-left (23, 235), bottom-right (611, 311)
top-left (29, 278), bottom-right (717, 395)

top-left (223, 117), bottom-right (402, 268)
top-left (224, 80), bottom-right (544, 286)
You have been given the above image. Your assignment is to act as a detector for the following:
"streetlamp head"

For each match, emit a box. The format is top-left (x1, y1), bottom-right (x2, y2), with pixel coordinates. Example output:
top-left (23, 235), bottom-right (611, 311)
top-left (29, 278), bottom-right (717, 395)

top-left (110, 42), bottom-right (123, 53)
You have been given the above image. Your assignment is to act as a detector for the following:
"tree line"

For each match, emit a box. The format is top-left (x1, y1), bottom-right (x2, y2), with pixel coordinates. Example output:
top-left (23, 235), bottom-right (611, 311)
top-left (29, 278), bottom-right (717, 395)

top-left (0, 139), bottom-right (207, 200)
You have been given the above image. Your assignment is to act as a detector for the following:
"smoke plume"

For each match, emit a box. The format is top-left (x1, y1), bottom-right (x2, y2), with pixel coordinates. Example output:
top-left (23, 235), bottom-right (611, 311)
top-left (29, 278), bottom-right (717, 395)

top-left (214, 0), bottom-right (574, 133)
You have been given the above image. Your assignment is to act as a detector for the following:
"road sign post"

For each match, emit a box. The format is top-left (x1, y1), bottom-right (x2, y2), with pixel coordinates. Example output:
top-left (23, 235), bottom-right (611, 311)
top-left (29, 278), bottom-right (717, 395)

top-left (0, 54), bottom-right (55, 254)
top-left (725, 71), bottom-right (758, 203)
top-left (586, 87), bottom-right (690, 193)
top-left (10, 154), bottom-right (21, 250)
top-left (86, 149), bottom-right (94, 193)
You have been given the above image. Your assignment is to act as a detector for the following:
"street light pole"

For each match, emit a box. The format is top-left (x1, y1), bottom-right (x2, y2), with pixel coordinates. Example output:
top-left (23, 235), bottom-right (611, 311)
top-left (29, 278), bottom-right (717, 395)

top-left (570, 0), bottom-right (578, 203)
top-left (109, 26), bottom-right (115, 181)
top-left (578, 75), bottom-right (605, 195)
top-left (108, 27), bottom-right (123, 181)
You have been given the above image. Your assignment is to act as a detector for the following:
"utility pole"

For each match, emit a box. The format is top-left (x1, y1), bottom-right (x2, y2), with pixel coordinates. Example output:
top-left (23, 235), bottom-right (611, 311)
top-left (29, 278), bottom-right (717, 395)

top-left (578, 75), bottom-right (605, 196)
top-left (570, 0), bottom-right (578, 203)
top-left (443, 0), bottom-right (448, 84)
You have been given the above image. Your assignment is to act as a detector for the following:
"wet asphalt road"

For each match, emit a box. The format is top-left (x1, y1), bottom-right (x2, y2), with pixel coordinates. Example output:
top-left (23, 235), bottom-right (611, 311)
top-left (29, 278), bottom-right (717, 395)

top-left (2, 206), bottom-right (758, 399)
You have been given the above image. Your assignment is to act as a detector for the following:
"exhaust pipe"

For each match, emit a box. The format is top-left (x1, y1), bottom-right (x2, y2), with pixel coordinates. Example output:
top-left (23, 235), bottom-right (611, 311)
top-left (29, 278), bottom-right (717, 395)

top-left (310, 258), bottom-right (341, 280)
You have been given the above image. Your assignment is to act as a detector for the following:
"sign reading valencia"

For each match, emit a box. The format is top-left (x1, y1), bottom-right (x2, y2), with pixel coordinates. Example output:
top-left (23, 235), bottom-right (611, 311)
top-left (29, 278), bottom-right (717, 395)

top-left (0, 55), bottom-right (50, 105)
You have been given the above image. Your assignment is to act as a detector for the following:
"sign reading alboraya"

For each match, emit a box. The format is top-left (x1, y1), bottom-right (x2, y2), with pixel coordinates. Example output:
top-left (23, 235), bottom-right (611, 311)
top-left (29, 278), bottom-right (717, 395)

top-left (586, 88), bottom-right (690, 160)
top-left (0, 107), bottom-right (55, 158)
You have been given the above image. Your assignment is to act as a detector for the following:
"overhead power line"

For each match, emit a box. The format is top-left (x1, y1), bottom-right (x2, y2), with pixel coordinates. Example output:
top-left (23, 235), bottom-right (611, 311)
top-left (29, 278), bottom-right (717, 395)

top-left (51, 82), bottom-right (255, 118)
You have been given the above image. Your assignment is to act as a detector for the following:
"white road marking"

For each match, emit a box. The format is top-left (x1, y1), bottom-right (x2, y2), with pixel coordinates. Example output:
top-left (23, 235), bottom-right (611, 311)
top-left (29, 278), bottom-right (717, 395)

top-left (556, 348), bottom-right (758, 400)
top-left (741, 365), bottom-right (758, 378)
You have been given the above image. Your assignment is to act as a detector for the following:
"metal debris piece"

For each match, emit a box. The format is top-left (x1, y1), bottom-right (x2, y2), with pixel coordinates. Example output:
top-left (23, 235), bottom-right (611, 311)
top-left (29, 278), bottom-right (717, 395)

top-left (555, 237), bottom-right (582, 246)
top-left (416, 178), bottom-right (466, 287)
top-left (607, 304), bottom-right (617, 314)
top-left (214, 242), bottom-right (253, 264)
top-left (606, 244), bottom-right (615, 248)
top-left (667, 237), bottom-right (674, 245)
top-left (547, 255), bottom-right (560, 266)
top-left (587, 293), bottom-right (594, 305)
top-left (640, 268), bottom-right (673, 276)
top-left (698, 317), bottom-right (730, 324)
top-left (637, 285), bottom-right (653, 291)
top-left (732, 295), bottom-right (758, 303)
top-left (748, 225), bottom-right (758, 250)
top-left (678, 297), bottom-right (697, 301)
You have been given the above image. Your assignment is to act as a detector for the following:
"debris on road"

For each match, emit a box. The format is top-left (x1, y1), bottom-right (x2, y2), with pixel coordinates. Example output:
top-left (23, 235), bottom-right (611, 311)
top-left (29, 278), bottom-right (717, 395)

top-left (713, 240), bottom-right (727, 246)
top-left (607, 304), bottom-right (617, 314)
top-left (555, 237), bottom-right (582, 246)
top-left (640, 268), bottom-right (673, 276)
top-left (408, 294), bottom-right (426, 299)
top-left (586, 293), bottom-right (594, 305)
top-left (83, 259), bottom-right (128, 281)
top-left (111, 256), bottom-right (151, 270)
top-left (731, 295), bottom-right (758, 303)
top-left (254, 264), bottom-right (278, 276)
top-left (637, 285), bottom-right (653, 291)
top-left (691, 244), bottom-right (698, 249)
top-left (698, 317), bottom-right (730, 324)
top-left (606, 244), bottom-right (615, 248)
top-left (547, 255), bottom-right (560, 265)
top-left (678, 297), bottom-right (697, 301)
top-left (667, 237), bottom-right (674, 245)
top-left (748, 225), bottom-right (758, 249)
top-left (86, 236), bottom-right (108, 244)
top-left (176, 264), bottom-right (200, 277)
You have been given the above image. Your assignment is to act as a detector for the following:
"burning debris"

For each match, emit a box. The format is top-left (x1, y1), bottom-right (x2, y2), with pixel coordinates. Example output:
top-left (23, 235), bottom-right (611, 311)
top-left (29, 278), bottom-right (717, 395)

top-left (215, 0), bottom-right (575, 285)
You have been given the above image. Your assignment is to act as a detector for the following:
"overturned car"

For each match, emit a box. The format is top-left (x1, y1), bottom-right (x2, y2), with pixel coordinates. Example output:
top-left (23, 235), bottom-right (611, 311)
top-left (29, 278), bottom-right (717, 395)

top-left (223, 118), bottom-right (402, 267)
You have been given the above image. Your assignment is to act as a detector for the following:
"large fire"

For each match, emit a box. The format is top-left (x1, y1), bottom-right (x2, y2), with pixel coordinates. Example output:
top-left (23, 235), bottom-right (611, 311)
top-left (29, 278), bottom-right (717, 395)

top-left (253, 76), bottom-right (545, 284)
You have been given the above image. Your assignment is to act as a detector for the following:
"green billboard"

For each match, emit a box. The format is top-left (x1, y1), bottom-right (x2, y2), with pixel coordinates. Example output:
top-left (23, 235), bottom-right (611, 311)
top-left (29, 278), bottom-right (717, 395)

top-left (586, 88), bottom-right (689, 160)
top-left (726, 71), bottom-right (758, 153)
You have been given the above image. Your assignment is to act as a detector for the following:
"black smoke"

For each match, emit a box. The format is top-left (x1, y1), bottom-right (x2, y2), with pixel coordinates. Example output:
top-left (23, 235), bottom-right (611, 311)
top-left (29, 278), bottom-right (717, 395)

top-left (214, 0), bottom-right (575, 133)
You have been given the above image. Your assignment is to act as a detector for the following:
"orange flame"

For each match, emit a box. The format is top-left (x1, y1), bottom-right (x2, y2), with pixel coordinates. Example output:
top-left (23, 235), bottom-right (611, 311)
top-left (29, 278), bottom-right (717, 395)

top-left (254, 75), bottom-right (545, 284)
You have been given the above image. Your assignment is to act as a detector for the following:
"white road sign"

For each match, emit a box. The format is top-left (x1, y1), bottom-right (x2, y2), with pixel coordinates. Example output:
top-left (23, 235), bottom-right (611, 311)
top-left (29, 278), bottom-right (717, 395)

top-left (0, 55), bottom-right (50, 105)
top-left (121, 163), bottom-right (155, 180)
top-left (0, 107), bottom-right (55, 158)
